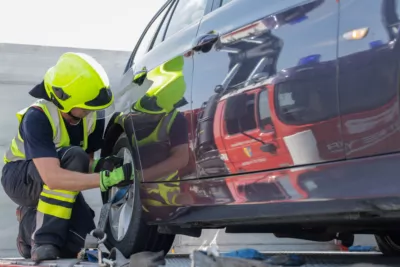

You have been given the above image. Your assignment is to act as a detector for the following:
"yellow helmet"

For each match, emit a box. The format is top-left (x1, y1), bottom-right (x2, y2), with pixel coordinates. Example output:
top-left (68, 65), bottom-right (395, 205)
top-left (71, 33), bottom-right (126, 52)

top-left (133, 55), bottom-right (186, 114)
top-left (30, 52), bottom-right (114, 113)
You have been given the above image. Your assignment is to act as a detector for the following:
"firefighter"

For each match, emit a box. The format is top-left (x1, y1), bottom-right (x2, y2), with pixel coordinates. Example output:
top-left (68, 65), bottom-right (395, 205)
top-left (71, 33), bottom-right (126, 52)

top-left (1, 52), bottom-right (134, 262)
top-left (118, 55), bottom-right (190, 207)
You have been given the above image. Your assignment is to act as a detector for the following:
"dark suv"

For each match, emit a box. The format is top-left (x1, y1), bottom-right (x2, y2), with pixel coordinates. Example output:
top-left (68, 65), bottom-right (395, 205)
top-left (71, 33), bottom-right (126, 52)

top-left (100, 0), bottom-right (400, 257)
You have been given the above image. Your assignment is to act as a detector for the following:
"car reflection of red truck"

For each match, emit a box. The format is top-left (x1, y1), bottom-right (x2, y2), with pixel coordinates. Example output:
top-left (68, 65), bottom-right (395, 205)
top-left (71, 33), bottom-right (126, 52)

top-left (187, 47), bottom-right (400, 203)
top-left (178, 0), bottom-right (400, 203)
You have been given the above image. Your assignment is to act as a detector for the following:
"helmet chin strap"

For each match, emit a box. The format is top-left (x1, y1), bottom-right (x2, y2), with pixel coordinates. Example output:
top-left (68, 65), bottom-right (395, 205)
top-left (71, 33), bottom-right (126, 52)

top-left (68, 111), bottom-right (82, 124)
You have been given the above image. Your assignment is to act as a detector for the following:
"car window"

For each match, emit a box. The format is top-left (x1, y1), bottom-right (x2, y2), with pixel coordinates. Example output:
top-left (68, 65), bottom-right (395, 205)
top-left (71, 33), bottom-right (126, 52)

top-left (164, 0), bottom-right (208, 40)
top-left (132, 4), bottom-right (170, 65)
top-left (258, 89), bottom-right (274, 131)
top-left (221, 0), bottom-right (233, 6)
top-left (153, 1), bottom-right (177, 48)
top-left (275, 79), bottom-right (338, 125)
top-left (225, 93), bottom-right (257, 135)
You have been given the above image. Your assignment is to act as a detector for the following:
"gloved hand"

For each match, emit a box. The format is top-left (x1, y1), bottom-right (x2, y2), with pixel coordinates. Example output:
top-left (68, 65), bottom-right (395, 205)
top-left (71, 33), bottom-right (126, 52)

top-left (99, 163), bottom-right (134, 192)
top-left (92, 155), bottom-right (124, 173)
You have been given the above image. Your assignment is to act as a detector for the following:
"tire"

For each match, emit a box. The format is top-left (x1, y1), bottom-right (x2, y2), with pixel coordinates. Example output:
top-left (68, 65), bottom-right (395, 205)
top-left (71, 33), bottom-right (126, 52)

top-left (102, 133), bottom-right (175, 258)
top-left (375, 233), bottom-right (400, 256)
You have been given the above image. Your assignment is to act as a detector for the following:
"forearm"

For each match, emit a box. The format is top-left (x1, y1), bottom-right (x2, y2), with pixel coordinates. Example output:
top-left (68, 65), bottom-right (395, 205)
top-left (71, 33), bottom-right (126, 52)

top-left (47, 168), bottom-right (100, 191)
top-left (143, 155), bottom-right (187, 182)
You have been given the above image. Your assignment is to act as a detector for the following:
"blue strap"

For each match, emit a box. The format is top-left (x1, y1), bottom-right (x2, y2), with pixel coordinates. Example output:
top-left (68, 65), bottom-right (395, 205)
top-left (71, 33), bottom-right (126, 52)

top-left (111, 186), bottom-right (130, 204)
top-left (222, 248), bottom-right (266, 260)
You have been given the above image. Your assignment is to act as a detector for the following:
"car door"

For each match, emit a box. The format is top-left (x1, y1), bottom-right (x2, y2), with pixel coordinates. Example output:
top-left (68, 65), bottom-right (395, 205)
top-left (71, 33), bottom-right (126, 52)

top-left (217, 87), bottom-right (293, 173)
top-left (115, 0), bottom-right (212, 181)
top-left (191, 0), bottom-right (343, 178)
top-left (338, 0), bottom-right (400, 159)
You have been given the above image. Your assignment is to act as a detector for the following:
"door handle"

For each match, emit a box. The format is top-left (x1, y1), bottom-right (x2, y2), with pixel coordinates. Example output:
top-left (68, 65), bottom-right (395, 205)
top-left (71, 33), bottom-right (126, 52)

top-left (132, 68), bottom-right (147, 85)
top-left (260, 143), bottom-right (277, 154)
top-left (192, 31), bottom-right (220, 53)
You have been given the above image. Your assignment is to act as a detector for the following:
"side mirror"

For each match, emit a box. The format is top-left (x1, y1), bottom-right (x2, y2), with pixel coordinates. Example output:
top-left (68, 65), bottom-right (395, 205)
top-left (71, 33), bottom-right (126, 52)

top-left (214, 85), bottom-right (223, 94)
top-left (260, 143), bottom-right (277, 154)
top-left (133, 69), bottom-right (147, 85)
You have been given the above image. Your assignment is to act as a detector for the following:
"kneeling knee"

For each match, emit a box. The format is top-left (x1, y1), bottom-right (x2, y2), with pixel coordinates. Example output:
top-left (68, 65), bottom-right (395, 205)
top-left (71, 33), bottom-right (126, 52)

top-left (59, 146), bottom-right (90, 173)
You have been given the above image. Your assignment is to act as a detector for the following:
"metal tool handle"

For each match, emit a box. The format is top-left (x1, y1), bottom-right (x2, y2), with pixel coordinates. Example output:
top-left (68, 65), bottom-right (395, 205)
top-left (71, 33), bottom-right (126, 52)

top-left (90, 229), bottom-right (107, 244)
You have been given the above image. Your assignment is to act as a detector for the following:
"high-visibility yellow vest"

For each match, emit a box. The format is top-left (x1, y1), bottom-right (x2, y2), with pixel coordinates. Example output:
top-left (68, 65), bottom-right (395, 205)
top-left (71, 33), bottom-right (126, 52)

top-left (3, 99), bottom-right (97, 163)
top-left (137, 109), bottom-right (179, 181)
top-left (136, 109), bottom-right (182, 207)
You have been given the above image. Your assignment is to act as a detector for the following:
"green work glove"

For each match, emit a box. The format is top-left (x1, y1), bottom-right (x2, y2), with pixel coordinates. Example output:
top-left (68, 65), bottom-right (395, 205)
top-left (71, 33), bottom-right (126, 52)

top-left (99, 163), bottom-right (134, 192)
top-left (92, 155), bottom-right (124, 173)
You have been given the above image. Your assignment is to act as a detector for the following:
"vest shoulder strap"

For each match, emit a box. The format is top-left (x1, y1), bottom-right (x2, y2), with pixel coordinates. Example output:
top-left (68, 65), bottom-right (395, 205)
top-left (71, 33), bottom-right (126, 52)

top-left (15, 100), bottom-right (59, 139)
top-left (156, 109), bottom-right (179, 141)
top-left (86, 111), bottom-right (98, 134)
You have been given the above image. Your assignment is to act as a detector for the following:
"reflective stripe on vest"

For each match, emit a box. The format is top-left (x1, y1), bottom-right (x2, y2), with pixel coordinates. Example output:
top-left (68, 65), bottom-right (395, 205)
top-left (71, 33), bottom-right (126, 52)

top-left (142, 182), bottom-right (180, 207)
top-left (3, 99), bottom-right (97, 163)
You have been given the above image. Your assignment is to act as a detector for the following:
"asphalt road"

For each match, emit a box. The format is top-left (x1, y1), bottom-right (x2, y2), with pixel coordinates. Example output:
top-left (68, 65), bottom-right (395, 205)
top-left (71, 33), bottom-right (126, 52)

top-left (0, 43), bottom-right (377, 257)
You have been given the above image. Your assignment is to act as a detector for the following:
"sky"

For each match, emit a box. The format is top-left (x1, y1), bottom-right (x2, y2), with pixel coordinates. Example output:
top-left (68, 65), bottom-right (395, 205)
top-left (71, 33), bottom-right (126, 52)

top-left (0, 0), bottom-right (166, 51)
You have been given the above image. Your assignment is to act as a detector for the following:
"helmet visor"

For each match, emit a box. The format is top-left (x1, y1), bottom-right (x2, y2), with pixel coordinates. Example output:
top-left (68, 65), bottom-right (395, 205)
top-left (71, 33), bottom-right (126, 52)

top-left (84, 87), bottom-right (113, 108)
top-left (76, 87), bottom-right (116, 122)
top-left (97, 102), bottom-right (116, 119)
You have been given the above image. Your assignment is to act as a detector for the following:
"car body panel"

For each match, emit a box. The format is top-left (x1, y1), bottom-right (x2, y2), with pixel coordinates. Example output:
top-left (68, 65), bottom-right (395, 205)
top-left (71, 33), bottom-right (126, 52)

top-left (191, 0), bottom-right (342, 180)
top-left (140, 152), bottom-right (400, 224)
top-left (107, 0), bottom-right (400, 227)
top-left (337, 0), bottom-right (400, 159)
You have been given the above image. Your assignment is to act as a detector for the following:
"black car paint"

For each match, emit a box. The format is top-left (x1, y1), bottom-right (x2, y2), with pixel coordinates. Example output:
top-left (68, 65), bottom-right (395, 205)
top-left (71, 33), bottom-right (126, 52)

top-left (105, 0), bottom-right (400, 233)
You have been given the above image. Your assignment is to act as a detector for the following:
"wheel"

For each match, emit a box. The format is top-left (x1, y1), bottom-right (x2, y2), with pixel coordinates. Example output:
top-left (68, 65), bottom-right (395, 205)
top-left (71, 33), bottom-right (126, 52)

top-left (375, 232), bottom-right (400, 256)
top-left (102, 133), bottom-right (175, 258)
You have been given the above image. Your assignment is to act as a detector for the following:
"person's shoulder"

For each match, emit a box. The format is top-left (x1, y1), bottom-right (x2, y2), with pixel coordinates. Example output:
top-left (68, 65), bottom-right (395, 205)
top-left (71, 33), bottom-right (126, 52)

top-left (174, 111), bottom-right (187, 120)
top-left (21, 106), bottom-right (53, 136)
top-left (168, 111), bottom-right (189, 146)
top-left (173, 111), bottom-right (187, 124)
top-left (19, 106), bottom-right (58, 159)
top-left (23, 106), bottom-right (49, 123)
top-left (170, 111), bottom-right (188, 132)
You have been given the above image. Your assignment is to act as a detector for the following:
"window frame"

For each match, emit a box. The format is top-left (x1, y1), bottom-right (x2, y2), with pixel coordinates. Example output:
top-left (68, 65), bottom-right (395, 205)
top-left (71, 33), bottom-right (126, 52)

top-left (224, 92), bottom-right (258, 136)
top-left (124, 0), bottom-right (215, 74)
top-left (161, 0), bottom-right (213, 41)
top-left (256, 89), bottom-right (274, 133)
top-left (211, 0), bottom-right (233, 10)
top-left (123, 0), bottom-right (174, 73)
top-left (151, 0), bottom-right (179, 49)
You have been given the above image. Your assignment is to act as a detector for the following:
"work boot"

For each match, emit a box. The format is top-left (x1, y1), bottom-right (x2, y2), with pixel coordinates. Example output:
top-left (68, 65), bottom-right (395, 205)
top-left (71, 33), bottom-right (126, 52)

top-left (31, 244), bottom-right (60, 262)
top-left (16, 206), bottom-right (31, 259)
top-left (16, 236), bottom-right (31, 259)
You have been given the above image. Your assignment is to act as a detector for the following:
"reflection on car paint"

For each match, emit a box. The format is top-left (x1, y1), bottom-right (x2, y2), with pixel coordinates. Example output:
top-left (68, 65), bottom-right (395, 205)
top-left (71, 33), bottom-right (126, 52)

top-left (190, 0), bottom-right (339, 184)
top-left (113, 0), bottom-right (400, 224)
